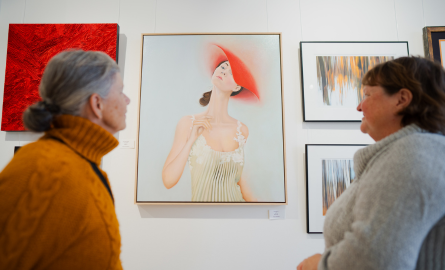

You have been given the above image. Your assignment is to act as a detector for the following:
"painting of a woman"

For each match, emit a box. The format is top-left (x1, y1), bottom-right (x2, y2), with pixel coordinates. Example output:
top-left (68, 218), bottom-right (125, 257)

top-left (136, 34), bottom-right (285, 204)
top-left (162, 48), bottom-right (256, 202)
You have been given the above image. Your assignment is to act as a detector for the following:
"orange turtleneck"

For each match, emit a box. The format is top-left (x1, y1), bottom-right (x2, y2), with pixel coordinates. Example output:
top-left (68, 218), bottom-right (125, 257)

top-left (0, 115), bottom-right (122, 270)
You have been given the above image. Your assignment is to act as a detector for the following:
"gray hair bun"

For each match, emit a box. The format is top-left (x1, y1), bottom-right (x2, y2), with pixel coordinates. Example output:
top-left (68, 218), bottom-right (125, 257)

top-left (23, 101), bottom-right (60, 132)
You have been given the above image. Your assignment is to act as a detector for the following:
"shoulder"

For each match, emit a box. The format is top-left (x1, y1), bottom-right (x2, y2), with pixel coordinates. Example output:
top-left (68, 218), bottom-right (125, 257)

top-left (398, 131), bottom-right (445, 147)
top-left (177, 115), bottom-right (194, 125)
top-left (0, 138), bottom-right (91, 247)
top-left (370, 132), bottom-right (445, 191)
top-left (396, 132), bottom-right (445, 177)
top-left (392, 132), bottom-right (445, 162)
top-left (1, 138), bottom-right (92, 198)
top-left (237, 121), bottom-right (249, 139)
top-left (7, 138), bottom-right (81, 173)
top-left (1, 136), bottom-right (115, 213)
top-left (176, 115), bottom-right (194, 131)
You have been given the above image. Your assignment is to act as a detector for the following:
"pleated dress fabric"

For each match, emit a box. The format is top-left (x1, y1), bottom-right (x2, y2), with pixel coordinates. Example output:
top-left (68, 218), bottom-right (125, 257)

top-left (188, 116), bottom-right (246, 202)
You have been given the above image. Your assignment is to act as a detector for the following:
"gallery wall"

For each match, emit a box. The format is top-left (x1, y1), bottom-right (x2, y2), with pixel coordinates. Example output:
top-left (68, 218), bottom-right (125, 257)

top-left (0, 0), bottom-right (444, 269)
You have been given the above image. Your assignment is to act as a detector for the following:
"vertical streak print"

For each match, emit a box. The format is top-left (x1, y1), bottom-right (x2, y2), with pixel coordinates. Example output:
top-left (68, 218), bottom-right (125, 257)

top-left (322, 159), bottom-right (355, 215)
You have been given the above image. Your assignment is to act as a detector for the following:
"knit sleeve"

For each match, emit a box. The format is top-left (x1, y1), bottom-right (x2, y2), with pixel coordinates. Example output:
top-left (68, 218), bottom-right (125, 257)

top-left (319, 134), bottom-right (445, 270)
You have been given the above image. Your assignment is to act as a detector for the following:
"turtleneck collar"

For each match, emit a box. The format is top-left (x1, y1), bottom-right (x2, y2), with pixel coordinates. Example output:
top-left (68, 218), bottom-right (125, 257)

top-left (353, 124), bottom-right (425, 179)
top-left (43, 115), bottom-right (119, 165)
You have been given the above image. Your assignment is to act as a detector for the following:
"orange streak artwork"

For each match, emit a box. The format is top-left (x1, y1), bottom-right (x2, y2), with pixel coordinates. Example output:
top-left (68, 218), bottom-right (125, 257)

top-left (316, 56), bottom-right (394, 106)
top-left (322, 159), bottom-right (354, 216)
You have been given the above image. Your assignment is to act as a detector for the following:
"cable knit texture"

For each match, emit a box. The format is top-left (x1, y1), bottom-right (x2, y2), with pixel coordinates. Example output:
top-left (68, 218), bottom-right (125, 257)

top-left (319, 124), bottom-right (445, 270)
top-left (0, 115), bottom-right (122, 270)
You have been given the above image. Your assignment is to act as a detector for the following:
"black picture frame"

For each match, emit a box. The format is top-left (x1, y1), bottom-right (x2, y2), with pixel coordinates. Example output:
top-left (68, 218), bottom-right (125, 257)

top-left (300, 41), bottom-right (409, 122)
top-left (305, 144), bottom-right (368, 234)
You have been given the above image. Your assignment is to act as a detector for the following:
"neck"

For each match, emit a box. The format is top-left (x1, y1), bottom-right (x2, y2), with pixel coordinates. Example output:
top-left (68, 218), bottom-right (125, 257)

top-left (354, 124), bottom-right (422, 178)
top-left (46, 115), bottom-right (119, 165)
top-left (371, 123), bottom-right (404, 141)
top-left (79, 103), bottom-right (117, 135)
top-left (204, 86), bottom-right (231, 123)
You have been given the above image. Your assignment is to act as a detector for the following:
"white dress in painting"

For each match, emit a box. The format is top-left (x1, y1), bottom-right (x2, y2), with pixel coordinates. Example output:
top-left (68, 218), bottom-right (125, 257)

top-left (188, 116), bottom-right (246, 202)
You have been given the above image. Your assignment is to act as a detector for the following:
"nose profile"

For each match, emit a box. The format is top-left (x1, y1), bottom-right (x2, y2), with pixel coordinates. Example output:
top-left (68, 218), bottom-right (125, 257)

top-left (356, 101), bottom-right (362, 112)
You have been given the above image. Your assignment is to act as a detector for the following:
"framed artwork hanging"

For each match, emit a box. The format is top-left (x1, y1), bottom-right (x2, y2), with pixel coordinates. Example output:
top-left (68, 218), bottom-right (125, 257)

top-left (423, 26), bottom-right (445, 68)
top-left (306, 144), bottom-right (367, 233)
top-left (135, 33), bottom-right (286, 205)
top-left (300, 41), bottom-right (409, 122)
top-left (1, 23), bottom-right (119, 131)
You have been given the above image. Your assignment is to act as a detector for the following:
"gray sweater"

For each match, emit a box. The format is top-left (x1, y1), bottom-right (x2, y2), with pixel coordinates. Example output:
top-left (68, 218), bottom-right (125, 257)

top-left (319, 125), bottom-right (445, 270)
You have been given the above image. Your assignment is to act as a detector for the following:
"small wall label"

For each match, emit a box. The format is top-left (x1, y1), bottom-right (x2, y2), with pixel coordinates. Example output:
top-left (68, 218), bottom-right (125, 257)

top-left (269, 210), bottom-right (285, 220)
top-left (120, 140), bottom-right (135, 149)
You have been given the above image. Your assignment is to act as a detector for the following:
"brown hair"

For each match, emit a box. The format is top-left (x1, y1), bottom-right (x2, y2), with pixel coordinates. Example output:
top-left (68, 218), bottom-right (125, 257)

top-left (199, 61), bottom-right (244, 106)
top-left (362, 56), bottom-right (445, 134)
top-left (199, 91), bottom-right (212, 106)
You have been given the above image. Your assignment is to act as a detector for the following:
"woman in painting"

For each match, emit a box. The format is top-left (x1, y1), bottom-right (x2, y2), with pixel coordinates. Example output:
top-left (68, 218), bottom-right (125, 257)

top-left (297, 56), bottom-right (445, 270)
top-left (162, 45), bottom-right (257, 202)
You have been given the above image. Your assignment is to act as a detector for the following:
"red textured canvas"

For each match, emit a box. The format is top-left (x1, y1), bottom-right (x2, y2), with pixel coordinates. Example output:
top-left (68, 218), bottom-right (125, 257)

top-left (1, 24), bottom-right (118, 131)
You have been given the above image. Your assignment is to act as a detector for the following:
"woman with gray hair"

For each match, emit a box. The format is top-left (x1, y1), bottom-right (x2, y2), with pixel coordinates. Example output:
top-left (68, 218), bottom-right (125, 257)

top-left (0, 50), bottom-right (129, 270)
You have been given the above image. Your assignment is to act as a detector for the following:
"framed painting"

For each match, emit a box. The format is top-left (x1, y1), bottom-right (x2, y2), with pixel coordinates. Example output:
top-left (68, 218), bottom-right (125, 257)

top-left (300, 42), bottom-right (409, 122)
top-left (135, 33), bottom-right (286, 205)
top-left (306, 144), bottom-right (367, 233)
top-left (423, 26), bottom-right (445, 68)
top-left (1, 23), bottom-right (119, 131)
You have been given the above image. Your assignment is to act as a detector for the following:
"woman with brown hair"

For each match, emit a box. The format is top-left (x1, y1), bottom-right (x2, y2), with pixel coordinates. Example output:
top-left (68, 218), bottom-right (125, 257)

top-left (0, 50), bottom-right (130, 270)
top-left (298, 56), bottom-right (445, 270)
top-left (162, 56), bottom-right (256, 202)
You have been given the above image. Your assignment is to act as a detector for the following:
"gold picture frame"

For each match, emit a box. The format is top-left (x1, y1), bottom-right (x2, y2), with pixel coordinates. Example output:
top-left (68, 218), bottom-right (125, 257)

top-left (134, 33), bottom-right (287, 205)
top-left (423, 26), bottom-right (445, 67)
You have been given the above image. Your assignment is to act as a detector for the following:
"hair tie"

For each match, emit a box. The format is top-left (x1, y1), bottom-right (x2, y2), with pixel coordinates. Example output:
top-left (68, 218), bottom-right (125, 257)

top-left (42, 101), bottom-right (61, 114)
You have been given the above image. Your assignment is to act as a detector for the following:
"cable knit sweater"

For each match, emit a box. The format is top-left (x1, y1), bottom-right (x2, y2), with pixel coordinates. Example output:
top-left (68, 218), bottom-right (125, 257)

top-left (0, 115), bottom-right (122, 270)
top-left (319, 124), bottom-right (445, 270)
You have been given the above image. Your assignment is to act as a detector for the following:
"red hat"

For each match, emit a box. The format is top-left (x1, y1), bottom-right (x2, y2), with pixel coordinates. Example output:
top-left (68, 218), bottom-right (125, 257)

top-left (207, 44), bottom-right (259, 102)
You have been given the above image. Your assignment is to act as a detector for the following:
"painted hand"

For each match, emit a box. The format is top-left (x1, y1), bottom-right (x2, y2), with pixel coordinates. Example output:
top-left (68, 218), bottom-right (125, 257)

top-left (190, 115), bottom-right (212, 141)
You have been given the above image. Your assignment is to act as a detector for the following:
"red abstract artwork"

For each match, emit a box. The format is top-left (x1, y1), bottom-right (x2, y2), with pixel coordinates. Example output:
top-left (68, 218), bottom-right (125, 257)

top-left (1, 24), bottom-right (119, 131)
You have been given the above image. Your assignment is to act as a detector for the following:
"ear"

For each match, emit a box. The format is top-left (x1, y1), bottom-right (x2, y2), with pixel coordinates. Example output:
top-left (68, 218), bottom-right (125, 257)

top-left (396, 88), bottom-right (413, 110)
top-left (233, 85), bottom-right (242, 92)
top-left (88, 93), bottom-right (104, 119)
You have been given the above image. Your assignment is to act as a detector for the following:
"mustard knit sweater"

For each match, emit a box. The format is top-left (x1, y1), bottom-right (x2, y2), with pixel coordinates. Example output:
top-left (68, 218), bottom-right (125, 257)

top-left (0, 115), bottom-right (122, 270)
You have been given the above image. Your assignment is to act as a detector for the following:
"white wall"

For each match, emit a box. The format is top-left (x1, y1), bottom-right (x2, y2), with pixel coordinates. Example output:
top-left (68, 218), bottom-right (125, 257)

top-left (0, 0), bottom-right (444, 269)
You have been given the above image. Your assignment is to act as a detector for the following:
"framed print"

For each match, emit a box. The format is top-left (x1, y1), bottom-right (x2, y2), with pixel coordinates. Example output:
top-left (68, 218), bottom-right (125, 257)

top-left (300, 42), bottom-right (409, 122)
top-left (135, 33), bottom-right (286, 205)
top-left (423, 26), bottom-right (445, 68)
top-left (306, 144), bottom-right (367, 233)
top-left (1, 23), bottom-right (119, 131)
